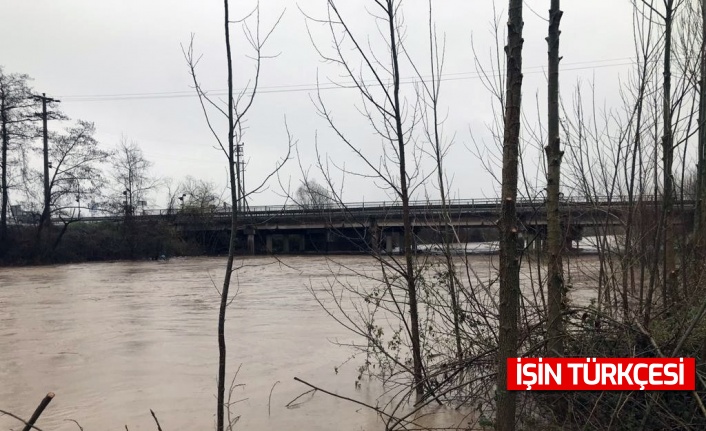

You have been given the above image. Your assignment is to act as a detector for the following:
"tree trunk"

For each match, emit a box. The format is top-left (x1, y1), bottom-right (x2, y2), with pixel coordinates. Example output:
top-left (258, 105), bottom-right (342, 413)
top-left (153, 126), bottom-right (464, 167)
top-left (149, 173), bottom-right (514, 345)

top-left (217, 0), bottom-right (238, 429)
top-left (545, 0), bottom-right (564, 357)
top-left (696, 0), bottom-right (706, 243)
top-left (497, 0), bottom-right (524, 429)
top-left (41, 96), bottom-right (50, 230)
top-left (1, 98), bottom-right (8, 244)
top-left (384, 0), bottom-right (424, 396)
top-left (428, 0), bottom-right (462, 361)
top-left (662, 1), bottom-right (676, 306)
top-left (625, 57), bottom-right (648, 320)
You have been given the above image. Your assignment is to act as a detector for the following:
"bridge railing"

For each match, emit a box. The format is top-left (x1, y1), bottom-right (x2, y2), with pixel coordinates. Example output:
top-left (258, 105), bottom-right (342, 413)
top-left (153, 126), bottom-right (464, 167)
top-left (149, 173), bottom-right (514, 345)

top-left (71, 194), bottom-right (687, 223)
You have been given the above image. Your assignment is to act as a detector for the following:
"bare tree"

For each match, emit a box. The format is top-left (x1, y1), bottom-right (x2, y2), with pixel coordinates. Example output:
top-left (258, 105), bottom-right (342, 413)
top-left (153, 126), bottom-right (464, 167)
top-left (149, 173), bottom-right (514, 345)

top-left (657, 0), bottom-right (679, 304)
top-left (0, 68), bottom-right (38, 244)
top-left (497, 1), bottom-right (524, 430)
top-left (295, 178), bottom-right (332, 210)
top-left (303, 0), bottom-right (426, 396)
top-left (112, 137), bottom-right (156, 216)
top-left (550, 1), bottom-right (706, 426)
top-left (215, 5), bottom-right (239, 426)
top-left (697, 0), bottom-right (706, 242)
top-left (414, 0), bottom-right (464, 361)
top-left (178, 175), bottom-right (223, 214)
top-left (40, 120), bottom-right (109, 249)
top-left (184, 3), bottom-right (288, 430)
top-left (162, 177), bottom-right (181, 216)
top-left (545, 0), bottom-right (564, 356)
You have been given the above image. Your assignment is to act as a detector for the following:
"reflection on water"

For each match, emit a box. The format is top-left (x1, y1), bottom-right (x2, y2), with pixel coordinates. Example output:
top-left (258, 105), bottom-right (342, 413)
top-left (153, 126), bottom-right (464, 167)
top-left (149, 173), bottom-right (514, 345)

top-left (0, 255), bottom-right (598, 430)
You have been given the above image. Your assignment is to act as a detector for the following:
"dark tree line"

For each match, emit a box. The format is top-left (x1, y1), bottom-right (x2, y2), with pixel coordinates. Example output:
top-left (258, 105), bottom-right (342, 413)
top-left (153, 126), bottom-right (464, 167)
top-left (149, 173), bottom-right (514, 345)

top-left (0, 67), bottom-right (239, 263)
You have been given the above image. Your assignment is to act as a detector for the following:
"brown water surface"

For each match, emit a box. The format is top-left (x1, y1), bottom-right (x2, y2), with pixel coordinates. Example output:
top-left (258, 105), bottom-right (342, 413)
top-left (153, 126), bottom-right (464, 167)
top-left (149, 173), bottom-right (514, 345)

top-left (0, 255), bottom-right (598, 430)
top-left (0, 256), bottom-right (466, 430)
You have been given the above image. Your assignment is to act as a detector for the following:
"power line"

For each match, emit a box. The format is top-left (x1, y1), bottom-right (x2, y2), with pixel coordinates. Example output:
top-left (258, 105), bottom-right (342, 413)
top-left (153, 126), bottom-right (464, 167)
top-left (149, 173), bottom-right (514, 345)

top-left (57, 56), bottom-right (638, 103)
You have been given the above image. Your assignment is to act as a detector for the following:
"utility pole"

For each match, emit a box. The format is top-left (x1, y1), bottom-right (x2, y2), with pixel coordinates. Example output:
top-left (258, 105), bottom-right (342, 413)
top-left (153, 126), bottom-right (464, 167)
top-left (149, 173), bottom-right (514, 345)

top-left (33, 93), bottom-right (60, 228)
top-left (235, 141), bottom-right (245, 208)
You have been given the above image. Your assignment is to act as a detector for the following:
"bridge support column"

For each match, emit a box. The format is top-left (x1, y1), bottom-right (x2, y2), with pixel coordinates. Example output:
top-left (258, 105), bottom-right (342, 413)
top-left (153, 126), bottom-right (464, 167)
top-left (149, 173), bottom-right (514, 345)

top-left (283, 235), bottom-right (290, 253)
top-left (385, 234), bottom-right (393, 254)
top-left (533, 236), bottom-right (544, 253)
top-left (247, 233), bottom-right (255, 255)
top-left (299, 234), bottom-right (306, 252)
top-left (266, 235), bottom-right (273, 254)
top-left (244, 228), bottom-right (256, 255)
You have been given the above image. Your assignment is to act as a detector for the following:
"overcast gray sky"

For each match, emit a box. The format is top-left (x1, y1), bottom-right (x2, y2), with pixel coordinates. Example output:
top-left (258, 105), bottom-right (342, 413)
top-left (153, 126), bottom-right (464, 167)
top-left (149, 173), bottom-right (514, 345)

top-left (0, 0), bottom-right (637, 206)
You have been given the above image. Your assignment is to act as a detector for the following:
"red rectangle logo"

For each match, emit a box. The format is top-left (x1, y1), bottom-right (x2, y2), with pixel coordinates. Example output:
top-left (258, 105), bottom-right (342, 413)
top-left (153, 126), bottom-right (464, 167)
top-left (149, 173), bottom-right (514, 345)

top-left (507, 357), bottom-right (695, 390)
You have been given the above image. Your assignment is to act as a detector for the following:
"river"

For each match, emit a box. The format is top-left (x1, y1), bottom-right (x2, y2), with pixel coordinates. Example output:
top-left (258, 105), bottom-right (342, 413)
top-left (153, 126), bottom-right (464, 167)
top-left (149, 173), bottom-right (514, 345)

top-left (0, 255), bottom-right (599, 430)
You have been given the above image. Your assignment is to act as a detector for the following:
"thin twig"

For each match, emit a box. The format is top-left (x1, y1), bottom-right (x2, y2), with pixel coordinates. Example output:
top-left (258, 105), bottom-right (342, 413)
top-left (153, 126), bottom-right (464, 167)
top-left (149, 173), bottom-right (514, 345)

top-left (0, 409), bottom-right (44, 431)
top-left (150, 409), bottom-right (163, 431)
top-left (64, 419), bottom-right (84, 431)
top-left (285, 388), bottom-right (316, 408)
top-left (268, 380), bottom-right (280, 417)
top-left (293, 376), bottom-right (420, 428)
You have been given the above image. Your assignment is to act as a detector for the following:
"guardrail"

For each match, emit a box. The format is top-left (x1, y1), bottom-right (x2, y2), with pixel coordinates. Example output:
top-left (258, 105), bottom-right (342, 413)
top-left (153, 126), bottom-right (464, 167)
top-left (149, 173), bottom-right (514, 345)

top-left (67, 195), bottom-right (691, 224)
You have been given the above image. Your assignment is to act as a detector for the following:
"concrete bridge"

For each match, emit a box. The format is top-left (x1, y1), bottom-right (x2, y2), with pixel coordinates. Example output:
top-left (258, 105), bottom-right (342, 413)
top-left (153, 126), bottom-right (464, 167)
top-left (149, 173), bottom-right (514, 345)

top-left (77, 196), bottom-right (694, 254)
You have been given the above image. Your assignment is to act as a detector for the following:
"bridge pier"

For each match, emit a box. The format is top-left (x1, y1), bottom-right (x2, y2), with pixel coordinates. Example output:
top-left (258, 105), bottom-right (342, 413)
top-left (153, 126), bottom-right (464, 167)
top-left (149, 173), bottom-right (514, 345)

top-left (529, 235), bottom-right (543, 252)
top-left (528, 234), bottom-right (542, 252)
top-left (282, 235), bottom-right (290, 253)
top-left (247, 233), bottom-right (255, 254)
top-left (266, 235), bottom-right (273, 254)
top-left (245, 228), bottom-right (256, 255)
top-left (526, 224), bottom-right (581, 253)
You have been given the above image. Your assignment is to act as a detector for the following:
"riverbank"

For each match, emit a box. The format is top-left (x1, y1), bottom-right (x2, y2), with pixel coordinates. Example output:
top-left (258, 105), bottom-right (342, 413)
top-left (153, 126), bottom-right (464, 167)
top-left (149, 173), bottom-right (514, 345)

top-left (1, 222), bottom-right (604, 268)
top-left (0, 221), bottom-right (212, 265)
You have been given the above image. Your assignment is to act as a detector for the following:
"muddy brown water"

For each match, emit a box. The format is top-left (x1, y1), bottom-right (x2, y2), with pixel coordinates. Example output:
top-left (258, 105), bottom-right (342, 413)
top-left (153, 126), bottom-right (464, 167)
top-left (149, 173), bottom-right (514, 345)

top-left (0, 255), bottom-right (599, 430)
